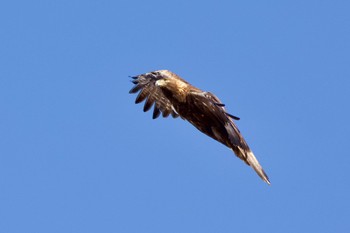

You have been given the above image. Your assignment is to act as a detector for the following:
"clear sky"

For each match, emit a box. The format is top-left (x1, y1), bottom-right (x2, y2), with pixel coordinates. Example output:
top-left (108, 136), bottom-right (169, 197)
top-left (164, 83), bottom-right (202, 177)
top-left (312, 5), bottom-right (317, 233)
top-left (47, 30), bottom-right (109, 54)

top-left (1, 1), bottom-right (349, 232)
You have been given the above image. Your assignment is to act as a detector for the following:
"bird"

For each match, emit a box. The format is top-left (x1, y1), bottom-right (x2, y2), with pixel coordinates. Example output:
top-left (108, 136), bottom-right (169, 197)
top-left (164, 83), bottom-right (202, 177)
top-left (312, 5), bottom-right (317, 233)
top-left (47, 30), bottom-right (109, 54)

top-left (129, 70), bottom-right (270, 185)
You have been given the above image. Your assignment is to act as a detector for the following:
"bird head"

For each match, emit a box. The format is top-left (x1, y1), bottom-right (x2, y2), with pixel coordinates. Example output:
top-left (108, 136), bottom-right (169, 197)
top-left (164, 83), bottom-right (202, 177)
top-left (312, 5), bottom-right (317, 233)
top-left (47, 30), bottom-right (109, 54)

top-left (155, 78), bottom-right (170, 87)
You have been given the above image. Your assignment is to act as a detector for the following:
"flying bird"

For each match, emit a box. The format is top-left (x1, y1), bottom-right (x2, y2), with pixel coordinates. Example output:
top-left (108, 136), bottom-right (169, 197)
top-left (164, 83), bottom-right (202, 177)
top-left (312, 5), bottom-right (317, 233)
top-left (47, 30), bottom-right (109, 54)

top-left (129, 70), bottom-right (270, 185)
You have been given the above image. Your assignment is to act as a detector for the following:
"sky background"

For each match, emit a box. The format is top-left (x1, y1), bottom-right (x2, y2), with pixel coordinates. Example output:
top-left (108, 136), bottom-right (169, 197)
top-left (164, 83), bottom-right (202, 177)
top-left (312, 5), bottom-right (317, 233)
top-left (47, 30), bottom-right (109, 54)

top-left (1, 1), bottom-right (349, 232)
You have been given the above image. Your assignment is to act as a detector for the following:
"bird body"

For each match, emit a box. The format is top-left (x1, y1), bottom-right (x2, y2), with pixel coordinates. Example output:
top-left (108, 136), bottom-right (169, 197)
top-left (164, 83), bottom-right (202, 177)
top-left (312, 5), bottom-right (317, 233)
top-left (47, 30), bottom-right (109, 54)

top-left (129, 70), bottom-right (270, 185)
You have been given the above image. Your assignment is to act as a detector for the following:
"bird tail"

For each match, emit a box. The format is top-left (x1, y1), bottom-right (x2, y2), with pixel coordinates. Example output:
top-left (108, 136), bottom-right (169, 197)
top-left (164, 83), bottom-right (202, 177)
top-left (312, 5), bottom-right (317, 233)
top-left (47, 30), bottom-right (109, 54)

top-left (237, 147), bottom-right (271, 185)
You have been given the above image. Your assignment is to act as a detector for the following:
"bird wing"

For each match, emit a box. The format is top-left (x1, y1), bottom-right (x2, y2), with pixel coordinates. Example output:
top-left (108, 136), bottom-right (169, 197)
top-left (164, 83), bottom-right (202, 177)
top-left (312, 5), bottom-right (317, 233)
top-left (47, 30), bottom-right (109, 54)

top-left (129, 72), bottom-right (179, 119)
top-left (187, 91), bottom-right (270, 184)
top-left (187, 91), bottom-right (248, 150)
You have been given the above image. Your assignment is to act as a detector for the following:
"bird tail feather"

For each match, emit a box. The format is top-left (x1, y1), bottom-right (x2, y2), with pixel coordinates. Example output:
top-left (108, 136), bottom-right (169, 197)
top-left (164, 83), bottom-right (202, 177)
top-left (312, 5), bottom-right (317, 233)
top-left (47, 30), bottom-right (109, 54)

top-left (237, 147), bottom-right (271, 185)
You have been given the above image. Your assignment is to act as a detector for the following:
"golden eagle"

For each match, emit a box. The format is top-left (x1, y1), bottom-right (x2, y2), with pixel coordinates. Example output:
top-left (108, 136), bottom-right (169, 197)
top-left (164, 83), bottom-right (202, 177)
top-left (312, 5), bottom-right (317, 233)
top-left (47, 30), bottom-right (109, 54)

top-left (129, 70), bottom-right (270, 184)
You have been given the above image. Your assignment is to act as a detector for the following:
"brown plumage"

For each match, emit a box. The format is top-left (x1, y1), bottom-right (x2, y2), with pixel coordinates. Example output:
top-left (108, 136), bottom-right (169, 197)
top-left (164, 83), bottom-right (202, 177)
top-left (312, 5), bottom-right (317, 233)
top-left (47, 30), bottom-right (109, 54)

top-left (129, 70), bottom-right (270, 185)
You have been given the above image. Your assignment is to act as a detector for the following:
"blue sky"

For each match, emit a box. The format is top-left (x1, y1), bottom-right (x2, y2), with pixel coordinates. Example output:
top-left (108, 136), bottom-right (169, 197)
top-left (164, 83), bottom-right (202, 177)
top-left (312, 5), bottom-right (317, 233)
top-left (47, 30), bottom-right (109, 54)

top-left (1, 1), bottom-right (349, 232)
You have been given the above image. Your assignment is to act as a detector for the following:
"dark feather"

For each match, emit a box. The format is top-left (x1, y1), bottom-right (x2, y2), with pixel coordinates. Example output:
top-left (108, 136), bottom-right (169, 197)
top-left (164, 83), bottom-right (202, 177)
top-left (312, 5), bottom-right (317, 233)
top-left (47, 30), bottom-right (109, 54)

top-left (162, 108), bottom-right (171, 117)
top-left (171, 111), bottom-right (179, 118)
top-left (226, 113), bottom-right (240, 120)
top-left (129, 84), bottom-right (142, 94)
top-left (135, 88), bottom-right (149, 104)
top-left (153, 106), bottom-right (161, 119)
top-left (143, 95), bottom-right (155, 112)
top-left (214, 102), bottom-right (225, 107)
